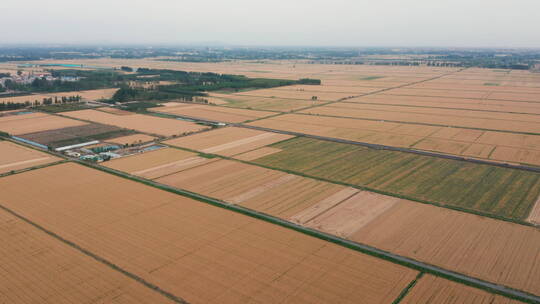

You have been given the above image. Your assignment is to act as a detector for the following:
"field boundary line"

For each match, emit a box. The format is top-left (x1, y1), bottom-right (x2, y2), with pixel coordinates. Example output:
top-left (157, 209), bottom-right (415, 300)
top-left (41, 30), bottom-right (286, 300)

top-left (76, 160), bottom-right (540, 304)
top-left (0, 201), bottom-right (190, 304)
top-left (391, 272), bottom-right (425, 304)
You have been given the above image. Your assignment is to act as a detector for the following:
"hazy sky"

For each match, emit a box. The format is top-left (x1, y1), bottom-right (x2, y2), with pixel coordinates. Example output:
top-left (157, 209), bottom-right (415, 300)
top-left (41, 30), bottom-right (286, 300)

top-left (1, 0), bottom-right (539, 47)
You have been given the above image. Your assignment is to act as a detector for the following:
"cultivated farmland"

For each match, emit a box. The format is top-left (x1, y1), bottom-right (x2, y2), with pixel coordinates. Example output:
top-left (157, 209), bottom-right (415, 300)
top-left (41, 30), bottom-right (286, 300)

top-left (0, 208), bottom-right (175, 304)
top-left (103, 147), bottom-right (216, 179)
top-left (0, 140), bottom-right (60, 174)
top-left (110, 145), bottom-right (540, 296)
top-left (0, 162), bottom-right (418, 304)
top-left (0, 112), bottom-right (87, 135)
top-left (209, 92), bottom-right (313, 112)
top-left (348, 199), bottom-right (540, 296)
top-left (164, 126), bottom-right (293, 157)
top-left (248, 114), bottom-right (540, 166)
top-left (62, 109), bottom-right (208, 137)
top-left (401, 275), bottom-right (524, 304)
top-left (107, 133), bottom-right (156, 145)
top-left (150, 102), bottom-right (274, 123)
top-left (252, 137), bottom-right (540, 220)
top-left (17, 123), bottom-right (133, 148)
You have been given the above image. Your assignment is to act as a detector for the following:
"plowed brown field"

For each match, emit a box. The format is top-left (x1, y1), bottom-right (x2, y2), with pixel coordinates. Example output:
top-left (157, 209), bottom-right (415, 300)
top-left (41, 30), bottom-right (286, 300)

top-left (62, 109), bottom-right (207, 137)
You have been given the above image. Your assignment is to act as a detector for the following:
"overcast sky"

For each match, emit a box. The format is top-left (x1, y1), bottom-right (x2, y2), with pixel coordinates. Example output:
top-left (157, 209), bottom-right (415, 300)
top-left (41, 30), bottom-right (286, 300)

top-left (1, 0), bottom-right (539, 47)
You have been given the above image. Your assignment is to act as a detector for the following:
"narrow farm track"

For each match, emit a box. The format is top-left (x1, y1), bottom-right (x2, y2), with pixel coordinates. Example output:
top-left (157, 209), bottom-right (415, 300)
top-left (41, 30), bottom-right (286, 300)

top-left (71, 161), bottom-right (540, 304)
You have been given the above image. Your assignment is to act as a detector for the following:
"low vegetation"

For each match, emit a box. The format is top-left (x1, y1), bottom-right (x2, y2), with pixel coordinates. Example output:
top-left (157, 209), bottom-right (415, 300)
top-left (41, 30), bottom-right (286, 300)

top-left (254, 137), bottom-right (540, 220)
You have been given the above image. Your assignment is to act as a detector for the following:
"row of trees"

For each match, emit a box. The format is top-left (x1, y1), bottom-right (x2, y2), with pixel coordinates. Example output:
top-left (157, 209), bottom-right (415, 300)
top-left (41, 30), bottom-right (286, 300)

top-left (0, 95), bottom-right (82, 111)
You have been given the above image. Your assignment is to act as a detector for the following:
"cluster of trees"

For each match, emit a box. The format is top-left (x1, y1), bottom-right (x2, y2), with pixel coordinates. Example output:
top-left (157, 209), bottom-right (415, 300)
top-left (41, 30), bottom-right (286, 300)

top-left (0, 101), bottom-right (36, 111)
top-left (111, 68), bottom-right (315, 103)
top-left (42, 95), bottom-right (82, 105)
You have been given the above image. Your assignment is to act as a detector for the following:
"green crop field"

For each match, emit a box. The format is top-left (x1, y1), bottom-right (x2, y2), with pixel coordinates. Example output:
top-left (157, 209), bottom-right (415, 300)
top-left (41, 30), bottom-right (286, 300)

top-left (253, 137), bottom-right (540, 220)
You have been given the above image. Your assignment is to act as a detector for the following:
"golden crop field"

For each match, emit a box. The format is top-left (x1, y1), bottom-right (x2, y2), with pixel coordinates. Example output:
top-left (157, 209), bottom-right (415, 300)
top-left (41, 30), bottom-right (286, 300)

top-left (0, 162), bottom-right (418, 304)
top-left (164, 126), bottom-right (293, 157)
top-left (0, 112), bottom-right (87, 135)
top-left (104, 147), bottom-right (217, 179)
top-left (0, 208), bottom-right (175, 304)
top-left (0, 140), bottom-right (60, 174)
top-left (349, 199), bottom-right (540, 296)
top-left (110, 145), bottom-right (540, 295)
top-left (301, 102), bottom-right (540, 133)
top-left (248, 114), bottom-right (540, 166)
top-left (62, 109), bottom-right (208, 137)
top-left (208, 93), bottom-right (313, 112)
top-left (401, 275), bottom-right (524, 304)
top-left (150, 102), bottom-right (274, 123)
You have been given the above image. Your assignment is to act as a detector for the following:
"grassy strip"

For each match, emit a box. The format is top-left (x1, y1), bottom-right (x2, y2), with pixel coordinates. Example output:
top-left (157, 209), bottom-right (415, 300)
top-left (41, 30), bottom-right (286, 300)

top-left (391, 272), bottom-right (424, 304)
top-left (77, 160), bottom-right (540, 303)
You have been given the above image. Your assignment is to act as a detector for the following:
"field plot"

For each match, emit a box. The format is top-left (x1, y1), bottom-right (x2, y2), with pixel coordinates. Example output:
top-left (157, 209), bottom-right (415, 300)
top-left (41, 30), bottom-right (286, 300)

top-left (349, 94), bottom-right (540, 115)
top-left (209, 93), bottom-right (313, 111)
top-left (235, 87), bottom-right (358, 101)
top-left (62, 109), bottom-right (208, 137)
top-left (150, 102), bottom-right (274, 123)
top-left (248, 113), bottom-right (430, 146)
top-left (248, 114), bottom-right (540, 166)
top-left (0, 162), bottom-right (418, 304)
top-left (348, 199), bottom-right (540, 296)
top-left (252, 137), bottom-right (540, 220)
top-left (0, 140), bottom-right (60, 174)
top-left (104, 147), bottom-right (216, 179)
top-left (271, 84), bottom-right (382, 95)
top-left (17, 123), bottom-right (133, 148)
top-left (301, 103), bottom-right (540, 134)
top-left (384, 87), bottom-right (490, 99)
top-left (0, 112), bottom-right (87, 135)
top-left (107, 133), bottom-right (156, 145)
top-left (0, 208), bottom-right (175, 304)
top-left (164, 126), bottom-right (293, 157)
top-left (155, 159), bottom-right (349, 218)
top-left (401, 275), bottom-right (524, 304)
